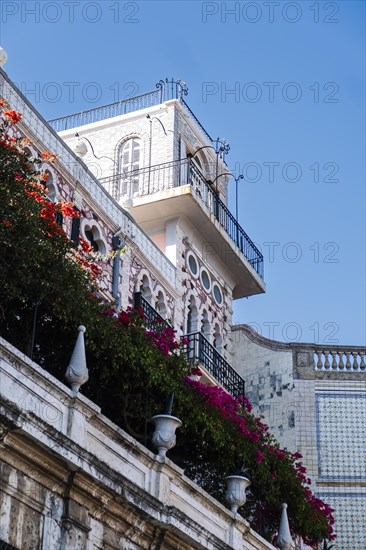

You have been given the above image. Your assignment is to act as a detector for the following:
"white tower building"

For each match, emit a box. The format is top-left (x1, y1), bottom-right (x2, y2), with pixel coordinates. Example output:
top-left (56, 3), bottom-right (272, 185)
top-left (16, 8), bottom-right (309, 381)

top-left (52, 78), bottom-right (266, 397)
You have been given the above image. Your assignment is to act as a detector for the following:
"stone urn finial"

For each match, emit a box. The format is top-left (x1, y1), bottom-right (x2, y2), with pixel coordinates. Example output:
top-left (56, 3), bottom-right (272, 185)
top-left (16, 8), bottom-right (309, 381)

top-left (277, 503), bottom-right (294, 549)
top-left (151, 410), bottom-right (182, 458)
top-left (225, 473), bottom-right (251, 515)
top-left (65, 325), bottom-right (89, 396)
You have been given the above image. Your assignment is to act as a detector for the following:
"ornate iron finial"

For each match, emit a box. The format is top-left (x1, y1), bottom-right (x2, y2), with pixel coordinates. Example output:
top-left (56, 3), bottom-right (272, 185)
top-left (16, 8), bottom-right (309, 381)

top-left (156, 79), bottom-right (166, 90)
top-left (215, 137), bottom-right (230, 160)
top-left (156, 78), bottom-right (188, 101)
top-left (176, 79), bottom-right (188, 98)
top-left (277, 503), bottom-right (294, 549)
top-left (65, 326), bottom-right (89, 396)
top-left (156, 79), bottom-right (166, 102)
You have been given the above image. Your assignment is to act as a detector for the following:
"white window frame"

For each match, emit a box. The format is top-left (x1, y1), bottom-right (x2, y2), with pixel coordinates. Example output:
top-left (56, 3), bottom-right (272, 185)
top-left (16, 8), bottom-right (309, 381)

top-left (119, 138), bottom-right (141, 198)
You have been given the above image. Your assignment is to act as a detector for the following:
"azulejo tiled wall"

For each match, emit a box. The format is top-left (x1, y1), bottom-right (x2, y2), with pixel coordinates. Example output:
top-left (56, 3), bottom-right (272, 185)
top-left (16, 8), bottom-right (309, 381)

top-left (317, 493), bottom-right (366, 549)
top-left (315, 392), bottom-right (366, 548)
top-left (315, 393), bottom-right (366, 480)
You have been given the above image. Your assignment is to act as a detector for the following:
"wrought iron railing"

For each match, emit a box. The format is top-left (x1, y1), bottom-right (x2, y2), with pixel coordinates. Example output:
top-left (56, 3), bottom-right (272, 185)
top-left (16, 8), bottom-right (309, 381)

top-left (134, 292), bottom-right (170, 331)
top-left (48, 90), bottom-right (161, 132)
top-left (101, 158), bottom-right (264, 279)
top-left (184, 332), bottom-right (245, 400)
top-left (48, 78), bottom-right (212, 142)
top-left (133, 294), bottom-right (245, 399)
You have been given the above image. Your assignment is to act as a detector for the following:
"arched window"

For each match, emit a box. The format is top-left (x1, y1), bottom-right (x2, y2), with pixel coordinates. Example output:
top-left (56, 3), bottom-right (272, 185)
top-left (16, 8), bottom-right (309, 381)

top-left (187, 296), bottom-right (199, 361)
top-left (85, 229), bottom-right (99, 252)
top-left (190, 149), bottom-right (210, 179)
top-left (194, 155), bottom-right (203, 171)
top-left (140, 275), bottom-right (152, 304)
top-left (119, 138), bottom-right (141, 197)
top-left (187, 295), bottom-right (198, 334)
top-left (82, 221), bottom-right (107, 255)
top-left (201, 309), bottom-right (210, 340)
top-left (155, 290), bottom-right (167, 319)
top-left (213, 324), bottom-right (222, 354)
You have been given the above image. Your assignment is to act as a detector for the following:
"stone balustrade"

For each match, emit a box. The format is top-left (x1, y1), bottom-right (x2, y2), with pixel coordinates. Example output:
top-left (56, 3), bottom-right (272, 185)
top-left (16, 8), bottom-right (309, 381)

top-left (312, 347), bottom-right (366, 372)
top-left (295, 345), bottom-right (366, 373)
top-left (232, 325), bottom-right (366, 378)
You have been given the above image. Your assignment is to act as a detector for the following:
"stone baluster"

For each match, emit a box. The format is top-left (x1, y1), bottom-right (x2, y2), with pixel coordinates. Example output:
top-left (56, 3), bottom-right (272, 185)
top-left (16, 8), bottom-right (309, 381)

top-left (352, 352), bottom-right (359, 371)
top-left (310, 346), bottom-right (365, 373)
top-left (360, 352), bottom-right (365, 371)
top-left (330, 351), bottom-right (338, 370)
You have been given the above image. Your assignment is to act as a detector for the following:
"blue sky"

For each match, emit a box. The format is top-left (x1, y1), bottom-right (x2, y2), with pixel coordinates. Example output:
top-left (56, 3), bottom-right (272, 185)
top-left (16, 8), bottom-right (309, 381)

top-left (1, 0), bottom-right (365, 344)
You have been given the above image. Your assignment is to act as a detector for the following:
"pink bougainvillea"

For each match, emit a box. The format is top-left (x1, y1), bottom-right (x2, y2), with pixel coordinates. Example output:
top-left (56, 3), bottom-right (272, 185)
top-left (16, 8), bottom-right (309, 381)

top-left (184, 379), bottom-right (335, 545)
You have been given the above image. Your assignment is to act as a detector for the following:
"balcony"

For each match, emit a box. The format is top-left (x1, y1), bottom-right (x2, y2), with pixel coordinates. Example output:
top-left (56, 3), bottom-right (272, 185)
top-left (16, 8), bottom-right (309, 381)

top-left (134, 291), bottom-right (170, 330)
top-left (184, 332), bottom-right (245, 400)
top-left (101, 158), bottom-right (264, 283)
top-left (133, 293), bottom-right (246, 399)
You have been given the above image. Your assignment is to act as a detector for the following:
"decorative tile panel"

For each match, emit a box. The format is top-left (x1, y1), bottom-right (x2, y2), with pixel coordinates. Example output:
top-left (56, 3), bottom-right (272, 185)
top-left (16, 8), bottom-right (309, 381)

top-left (316, 393), bottom-right (366, 479)
top-left (317, 493), bottom-right (366, 549)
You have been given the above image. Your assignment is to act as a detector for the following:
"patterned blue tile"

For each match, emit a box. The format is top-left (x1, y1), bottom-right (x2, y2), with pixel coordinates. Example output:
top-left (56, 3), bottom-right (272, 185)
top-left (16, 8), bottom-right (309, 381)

top-left (315, 394), bottom-right (366, 480)
top-left (317, 493), bottom-right (366, 549)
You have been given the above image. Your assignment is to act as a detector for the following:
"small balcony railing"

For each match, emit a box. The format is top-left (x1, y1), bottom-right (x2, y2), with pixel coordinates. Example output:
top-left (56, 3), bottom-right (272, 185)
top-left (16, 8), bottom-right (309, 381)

top-left (134, 292), bottom-right (170, 331)
top-left (184, 332), bottom-right (245, 400)
top-left (101, 158), bottom-right (264, 280)
top-left (133, 295), bottom-right (245, 399)
top-left (48, 78), bottom-right (212, 142)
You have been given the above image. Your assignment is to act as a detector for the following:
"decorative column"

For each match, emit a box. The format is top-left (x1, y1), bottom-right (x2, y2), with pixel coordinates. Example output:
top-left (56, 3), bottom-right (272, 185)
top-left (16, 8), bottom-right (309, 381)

top-left (277, 503), bottom-right (294, 549)
top-left (65, 325), bottom-right (89, 397)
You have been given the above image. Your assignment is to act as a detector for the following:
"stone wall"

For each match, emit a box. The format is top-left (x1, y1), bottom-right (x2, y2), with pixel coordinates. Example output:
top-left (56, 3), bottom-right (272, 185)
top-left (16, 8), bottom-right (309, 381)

top-left (0, 338), bottom-right (274, 550)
